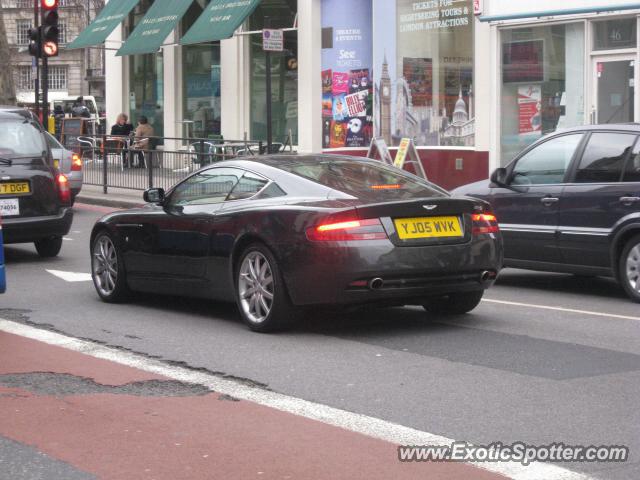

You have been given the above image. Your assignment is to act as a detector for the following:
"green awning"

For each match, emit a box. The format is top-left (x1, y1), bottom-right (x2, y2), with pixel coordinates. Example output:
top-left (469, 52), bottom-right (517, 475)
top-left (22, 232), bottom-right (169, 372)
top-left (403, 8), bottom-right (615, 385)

top-left (181, 0), bottom-right (261, 45)
top-left (67, 0), bottom-right (140, 50)
top-left (117, 0), bottom-right (194, 56)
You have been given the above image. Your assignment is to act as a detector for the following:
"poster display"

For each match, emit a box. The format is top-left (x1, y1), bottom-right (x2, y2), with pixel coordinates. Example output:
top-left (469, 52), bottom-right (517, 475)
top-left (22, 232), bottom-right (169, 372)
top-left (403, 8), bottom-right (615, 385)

top-left (321, 0), bottom-right (373, 148)
top-left (373, 0), bottom-right (475, 147)
top-left (517, 85), bottom-right (542, 135)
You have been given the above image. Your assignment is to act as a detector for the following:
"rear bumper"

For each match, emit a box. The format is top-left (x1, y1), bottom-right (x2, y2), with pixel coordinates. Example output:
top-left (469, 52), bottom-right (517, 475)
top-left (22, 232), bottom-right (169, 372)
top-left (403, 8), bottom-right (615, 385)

top-left (2, 208), bottom-right (73, 244)
top-left (280, 236), bottom-right (503, 306)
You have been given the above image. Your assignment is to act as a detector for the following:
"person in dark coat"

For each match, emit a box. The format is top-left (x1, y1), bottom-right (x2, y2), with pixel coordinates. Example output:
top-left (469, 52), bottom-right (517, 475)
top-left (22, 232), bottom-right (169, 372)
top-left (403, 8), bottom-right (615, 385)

top-left (110, 113), bottom-right (133, 136)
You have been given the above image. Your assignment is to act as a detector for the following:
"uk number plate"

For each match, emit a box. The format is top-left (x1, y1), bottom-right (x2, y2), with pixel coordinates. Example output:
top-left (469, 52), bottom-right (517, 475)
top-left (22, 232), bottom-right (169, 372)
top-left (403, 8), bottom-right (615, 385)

top-left (394, 216), bottom-right (463, 239)
top-left (0, 198), bottom-right (19, 217)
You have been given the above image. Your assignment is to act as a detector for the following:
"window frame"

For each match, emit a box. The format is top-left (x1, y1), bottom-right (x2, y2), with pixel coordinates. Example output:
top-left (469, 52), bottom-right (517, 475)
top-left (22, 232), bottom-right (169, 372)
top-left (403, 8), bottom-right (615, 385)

top-left (507, 132), bottom-right (586, 186)
top-left (16, 19), bottom-right (32, 46)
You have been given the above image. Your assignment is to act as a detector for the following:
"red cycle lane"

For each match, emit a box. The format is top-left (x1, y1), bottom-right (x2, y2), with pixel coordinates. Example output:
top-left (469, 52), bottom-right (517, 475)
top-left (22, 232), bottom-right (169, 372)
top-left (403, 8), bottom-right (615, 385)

top-left (0, 331), bottom-right (507, 480)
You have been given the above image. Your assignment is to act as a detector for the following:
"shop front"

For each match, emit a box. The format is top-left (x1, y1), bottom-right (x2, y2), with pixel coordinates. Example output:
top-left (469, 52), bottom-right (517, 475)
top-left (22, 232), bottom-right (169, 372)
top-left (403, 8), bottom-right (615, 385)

top-left (482, 1), bottom-right (640, 169)
top-left (90, 0), bottom-right (491, 188)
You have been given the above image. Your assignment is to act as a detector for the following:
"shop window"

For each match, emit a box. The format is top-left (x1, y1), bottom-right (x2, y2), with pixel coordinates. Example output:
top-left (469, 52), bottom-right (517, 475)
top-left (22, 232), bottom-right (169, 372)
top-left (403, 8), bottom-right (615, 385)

top-left (249, 0), bottom-right (298, 146)
top-left (181, 0), bottom-right (221, 139)
top-left (500, 24), bottom-right (585, 165)
top-left (372, 0), bottom-right (475, 148)
top-left (594, 18), bottom-right (637, 51)
top-left (127, 0), bottom-right (164, 137)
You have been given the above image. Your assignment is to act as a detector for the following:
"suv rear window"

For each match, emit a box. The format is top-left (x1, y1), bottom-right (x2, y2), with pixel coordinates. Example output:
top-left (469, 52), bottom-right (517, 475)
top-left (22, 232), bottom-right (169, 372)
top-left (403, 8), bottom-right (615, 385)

top-left (0, 119), bottom-right (47, 159)
top-left (277, 159), bottom-right (446, 200)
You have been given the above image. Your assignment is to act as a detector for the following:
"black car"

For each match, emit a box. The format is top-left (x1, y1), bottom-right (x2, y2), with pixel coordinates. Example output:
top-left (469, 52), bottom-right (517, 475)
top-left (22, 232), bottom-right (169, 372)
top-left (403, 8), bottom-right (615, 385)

top-left (453, 124), bottom-right (640, 302)
top-left (90, 155), bottom-right (503, 332)
top-left (0, 108), bottom-right (73, 257)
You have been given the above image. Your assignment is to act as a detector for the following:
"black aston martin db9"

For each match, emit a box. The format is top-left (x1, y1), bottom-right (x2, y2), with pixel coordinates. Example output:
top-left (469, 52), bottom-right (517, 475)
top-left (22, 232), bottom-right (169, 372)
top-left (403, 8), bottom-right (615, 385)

top-left (90, 155), bottom-right (503, 332)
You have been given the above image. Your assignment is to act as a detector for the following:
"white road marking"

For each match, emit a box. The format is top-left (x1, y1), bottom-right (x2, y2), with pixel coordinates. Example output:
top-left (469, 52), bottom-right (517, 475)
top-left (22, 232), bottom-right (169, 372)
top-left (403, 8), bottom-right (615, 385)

top-left (63, 237), bottom-right (74, 241)
top-left (46, 270), bottom-right (92, 282)
top-left (0, 319), bottom-right (593, 480)
top-left (483, 298), bottom-right (640, 322)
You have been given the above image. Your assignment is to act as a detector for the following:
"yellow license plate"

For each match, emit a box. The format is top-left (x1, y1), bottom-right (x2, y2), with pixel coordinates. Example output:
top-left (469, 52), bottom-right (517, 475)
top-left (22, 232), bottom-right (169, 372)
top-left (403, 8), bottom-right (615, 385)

top-left (53, 159), bottom-right (59, 169)
top-left (0, 182), bottom-right (30, 195)
top-left (394, 216), bottom-right (463, 239)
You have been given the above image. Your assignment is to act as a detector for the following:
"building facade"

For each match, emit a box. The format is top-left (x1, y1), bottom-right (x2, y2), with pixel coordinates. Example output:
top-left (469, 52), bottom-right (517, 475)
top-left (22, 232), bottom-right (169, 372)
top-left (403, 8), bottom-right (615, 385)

top-left (101, 0), bottom-right (640, 189)
top-left (1, 0), bottom-right (105, 106)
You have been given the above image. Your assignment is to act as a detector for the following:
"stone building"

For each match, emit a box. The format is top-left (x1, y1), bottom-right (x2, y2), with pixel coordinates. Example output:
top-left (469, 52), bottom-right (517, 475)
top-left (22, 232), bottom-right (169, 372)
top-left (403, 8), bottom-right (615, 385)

top-left (1, 0), bottom-right (105, 107)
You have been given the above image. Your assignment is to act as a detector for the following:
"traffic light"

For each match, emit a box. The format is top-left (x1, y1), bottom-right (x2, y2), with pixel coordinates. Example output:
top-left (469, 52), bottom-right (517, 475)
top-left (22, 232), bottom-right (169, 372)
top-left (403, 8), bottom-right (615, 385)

top-left (41, 0), bottom-right (59, 58)
top-left (27, 26), bottom-right (42, 58)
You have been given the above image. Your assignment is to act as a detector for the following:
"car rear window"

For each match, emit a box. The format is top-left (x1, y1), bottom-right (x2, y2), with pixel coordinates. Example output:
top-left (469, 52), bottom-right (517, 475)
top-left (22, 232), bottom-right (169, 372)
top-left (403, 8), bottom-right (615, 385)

top-left (0, 119), bottom-right (47, 160)
top-left (277, 159), bottom-right (446, 200)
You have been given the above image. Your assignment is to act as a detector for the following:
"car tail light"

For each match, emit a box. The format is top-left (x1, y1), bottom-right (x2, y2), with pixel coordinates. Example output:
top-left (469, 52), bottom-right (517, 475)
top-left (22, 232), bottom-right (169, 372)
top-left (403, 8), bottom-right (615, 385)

top-left (57, 173), bottom-right (71, 204)
top-left (472, 213), bottom-right (499, 235)
top-left (307, 219), bottom-right (388, 241)
top-left (71, 154), bottom-right (82, 171)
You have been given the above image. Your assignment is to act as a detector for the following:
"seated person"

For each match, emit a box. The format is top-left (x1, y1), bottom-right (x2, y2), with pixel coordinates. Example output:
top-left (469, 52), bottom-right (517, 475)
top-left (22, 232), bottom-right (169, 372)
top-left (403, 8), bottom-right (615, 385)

top-left (110, 113), bottom-right (133, 137)
top-left (131, 116), bottom-right (155, 168)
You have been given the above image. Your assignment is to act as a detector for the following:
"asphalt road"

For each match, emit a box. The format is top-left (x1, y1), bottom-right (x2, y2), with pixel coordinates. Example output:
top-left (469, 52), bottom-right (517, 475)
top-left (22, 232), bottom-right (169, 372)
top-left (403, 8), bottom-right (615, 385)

top-left (2, 204), bottom-right (640, 480)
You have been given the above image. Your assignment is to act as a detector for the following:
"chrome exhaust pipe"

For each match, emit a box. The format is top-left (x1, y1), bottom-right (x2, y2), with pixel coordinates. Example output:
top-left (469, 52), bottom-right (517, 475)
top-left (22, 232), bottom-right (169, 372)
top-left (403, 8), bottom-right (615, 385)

top-left (480, 270), bottom-right (497, 284)
top-left (368, 277), bottom-right (384, 290)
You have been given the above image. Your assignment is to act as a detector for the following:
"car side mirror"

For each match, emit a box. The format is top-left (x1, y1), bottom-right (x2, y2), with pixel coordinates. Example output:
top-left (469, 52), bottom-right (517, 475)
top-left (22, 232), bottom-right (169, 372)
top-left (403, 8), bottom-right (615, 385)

top-left (143, 188), bottom-right (165, 205)
top-left (490, 167), bottom-right (509, 187)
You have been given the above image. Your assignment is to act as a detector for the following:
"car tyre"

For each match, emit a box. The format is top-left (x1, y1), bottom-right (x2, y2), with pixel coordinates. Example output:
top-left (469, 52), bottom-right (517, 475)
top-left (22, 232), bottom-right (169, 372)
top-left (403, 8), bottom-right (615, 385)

top-left (235, 243), bottom-right (296, 333)
top-left (34, 236), bottom-right (63, 258)
top-left (91, 231), bottom-right (128, 303)
top-left (619, 234), bottom-right (640, 303)
top-left (423, 290), bottom-right (484, 315)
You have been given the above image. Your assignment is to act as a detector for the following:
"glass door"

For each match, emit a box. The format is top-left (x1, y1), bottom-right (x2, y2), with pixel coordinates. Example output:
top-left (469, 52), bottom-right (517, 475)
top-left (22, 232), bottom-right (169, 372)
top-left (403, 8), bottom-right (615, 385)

top-left (592, 55), bottom-right (636, 124)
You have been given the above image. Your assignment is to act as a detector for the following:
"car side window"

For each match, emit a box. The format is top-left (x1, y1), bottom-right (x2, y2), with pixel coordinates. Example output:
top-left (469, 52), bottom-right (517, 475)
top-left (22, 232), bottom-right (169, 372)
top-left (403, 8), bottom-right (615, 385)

top-left (227, 171), bottom-right (270, 201)
top-left (574, 133), bottom-right (636, 183)
top-left (168, 168), bottom-right (244, 207)
top-left (511, 134), bottom-right (583, 185)
top-left (623, 142), bottom-right (640, 182)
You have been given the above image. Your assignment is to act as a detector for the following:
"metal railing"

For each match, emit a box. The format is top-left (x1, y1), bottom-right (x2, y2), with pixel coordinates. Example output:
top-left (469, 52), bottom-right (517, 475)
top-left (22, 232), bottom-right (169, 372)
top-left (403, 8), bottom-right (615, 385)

top-left (63, 134), bottom-right (292, 193)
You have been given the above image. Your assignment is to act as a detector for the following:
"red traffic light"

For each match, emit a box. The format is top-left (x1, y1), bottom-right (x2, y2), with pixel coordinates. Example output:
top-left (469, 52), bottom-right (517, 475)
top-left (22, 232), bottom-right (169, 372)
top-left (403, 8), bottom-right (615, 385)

top-left (42, 0), bottom-right (58, 9)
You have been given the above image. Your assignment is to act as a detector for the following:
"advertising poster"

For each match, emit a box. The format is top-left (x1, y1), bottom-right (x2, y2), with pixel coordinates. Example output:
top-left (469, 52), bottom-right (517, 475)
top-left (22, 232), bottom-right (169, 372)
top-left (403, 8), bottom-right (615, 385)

top-left (373, 0), bottom-right (475, 147)
top-left (518, 85), bottom-right (542, 135)
top-left (321, 0), bottom-right (373, 148)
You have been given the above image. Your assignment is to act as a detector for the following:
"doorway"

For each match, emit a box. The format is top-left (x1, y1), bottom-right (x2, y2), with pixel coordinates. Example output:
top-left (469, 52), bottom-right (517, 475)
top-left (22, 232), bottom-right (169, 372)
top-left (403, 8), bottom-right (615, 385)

top-left (592, 54), bottom-right (636, 124)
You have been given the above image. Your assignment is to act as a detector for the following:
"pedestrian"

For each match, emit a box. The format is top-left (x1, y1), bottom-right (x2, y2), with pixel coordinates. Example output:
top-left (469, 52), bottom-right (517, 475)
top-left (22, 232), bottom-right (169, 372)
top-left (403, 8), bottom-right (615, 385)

top-left (53, 104), bottom-right (65, 141)
top-left (131, 116), bottom-right (155, 168)
top-left (71, 96), bottom-right (91, 119)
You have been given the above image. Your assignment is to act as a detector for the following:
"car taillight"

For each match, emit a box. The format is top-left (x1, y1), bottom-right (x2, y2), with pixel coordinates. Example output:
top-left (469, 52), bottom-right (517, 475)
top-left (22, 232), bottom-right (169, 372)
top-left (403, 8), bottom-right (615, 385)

top-left (472, 213), bottom-right (499, 235)
top-left (307, 219), bottom-right (388, 241)
top-left (57, 173), bottom-right (71, 204)
top-left (71, 154), bottom-right (82, 171)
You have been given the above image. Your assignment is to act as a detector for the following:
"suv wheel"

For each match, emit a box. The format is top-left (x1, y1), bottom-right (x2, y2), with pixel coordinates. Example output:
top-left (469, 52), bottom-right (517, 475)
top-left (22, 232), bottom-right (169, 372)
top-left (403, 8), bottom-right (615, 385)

top-left (34, 236), bottom-right (63, 258)
top-left (423, 290), bottom-right (484, 315)
top-left (619, 234), bottom-right (640, 303)
top-left (235, 243), bottom-right (295, 332)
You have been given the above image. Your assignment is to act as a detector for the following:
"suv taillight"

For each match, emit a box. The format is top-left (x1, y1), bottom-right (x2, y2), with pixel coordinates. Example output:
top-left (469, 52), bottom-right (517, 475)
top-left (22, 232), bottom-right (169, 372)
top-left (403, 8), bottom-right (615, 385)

top-left (306, 219), bottom-right (388, 241)
top-left (71, 154), bottom-right (82, 171)
top-left (57, 173), bottom-right (71, 204)
top-left (472, 213), bottom-right (499, 235)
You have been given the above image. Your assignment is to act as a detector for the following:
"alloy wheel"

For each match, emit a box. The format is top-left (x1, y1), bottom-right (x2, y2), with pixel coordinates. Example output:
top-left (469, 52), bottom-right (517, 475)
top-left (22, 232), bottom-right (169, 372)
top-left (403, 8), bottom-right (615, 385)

top-left (92, 235), bottom-right (118, 296)
top-left (626, 244), bottom-right (640, 292)
top-left (238, 251), bottom-right (275, 324)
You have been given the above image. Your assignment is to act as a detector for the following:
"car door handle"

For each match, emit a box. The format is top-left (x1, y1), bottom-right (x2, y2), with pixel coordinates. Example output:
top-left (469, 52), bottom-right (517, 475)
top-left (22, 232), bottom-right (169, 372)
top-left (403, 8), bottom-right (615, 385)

top-left (540, 197), bottom-right (560, 206)
top-left (619, 196), bottom-right (640, 206)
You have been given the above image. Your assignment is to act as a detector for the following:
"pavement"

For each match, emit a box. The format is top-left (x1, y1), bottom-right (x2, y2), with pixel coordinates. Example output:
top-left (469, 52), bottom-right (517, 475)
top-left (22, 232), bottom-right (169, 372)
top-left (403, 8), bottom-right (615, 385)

top-left (76, 184), bottom-right (144, 209)
top-left (1, 200), bottom-right (640, 479)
